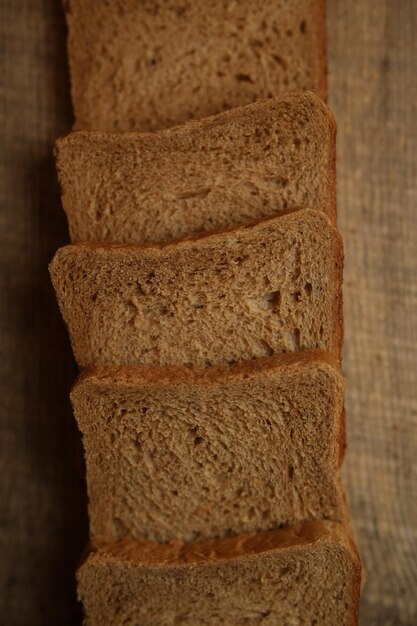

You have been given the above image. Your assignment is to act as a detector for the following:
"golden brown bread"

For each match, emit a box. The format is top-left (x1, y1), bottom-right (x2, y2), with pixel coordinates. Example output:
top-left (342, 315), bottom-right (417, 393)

top-left (55, 92), bottom-right (337, 244)
top-left (77, 519), bottom-right (361, 625)
top-left (49, 209), bottom-right (344, 369)
top-left (65, 0), bottom-right (327, 132)
top-left (72, 350), bottom-right (346, 542)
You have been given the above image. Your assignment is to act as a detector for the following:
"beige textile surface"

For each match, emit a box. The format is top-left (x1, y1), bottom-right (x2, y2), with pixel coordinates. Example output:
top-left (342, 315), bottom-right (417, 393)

top-left (328, 2), bottom-right (417, 625)
top-left (0, 1), bottom-right (416, 625)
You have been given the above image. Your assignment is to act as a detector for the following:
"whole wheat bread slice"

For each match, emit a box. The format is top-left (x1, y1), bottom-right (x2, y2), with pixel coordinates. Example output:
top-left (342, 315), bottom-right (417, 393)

top-left (77, 520), bottom-right (361, 626)
top-left (49, 209), bottom-right (343, 369)
top-left (65, 0), bottom-right (327, 132)
top-left (72, 350), bottom-right (346, 543)
top-left (55, 92), bottom-right (336, 244)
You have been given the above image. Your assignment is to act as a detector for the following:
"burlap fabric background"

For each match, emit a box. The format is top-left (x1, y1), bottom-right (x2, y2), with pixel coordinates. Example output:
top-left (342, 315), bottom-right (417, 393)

top-left (1, 1), bottom-right (416, 624)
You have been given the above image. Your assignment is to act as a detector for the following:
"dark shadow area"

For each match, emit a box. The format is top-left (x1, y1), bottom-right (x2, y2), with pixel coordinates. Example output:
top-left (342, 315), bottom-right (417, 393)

top-left (0, 2), bottom-right (88, 624)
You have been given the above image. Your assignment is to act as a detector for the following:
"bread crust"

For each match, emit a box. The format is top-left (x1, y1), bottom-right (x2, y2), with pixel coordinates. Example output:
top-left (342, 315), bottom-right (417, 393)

top-left (82, 519), bottom-right (358, 567)
top-left (74, 347), bottom-right (340, 389)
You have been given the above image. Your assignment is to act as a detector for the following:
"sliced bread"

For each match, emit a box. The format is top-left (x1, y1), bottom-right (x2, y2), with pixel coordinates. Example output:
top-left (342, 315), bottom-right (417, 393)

top-left (65, 0), bottom-right (327, 132)
top-left (55, 92), bottom-right (336, 244)
top-left (77, 520), bottom-right (361, 626)
top-left (49, 209), bottom-right (343, 369)
top-left (72, 350), bottom-right (345, 543)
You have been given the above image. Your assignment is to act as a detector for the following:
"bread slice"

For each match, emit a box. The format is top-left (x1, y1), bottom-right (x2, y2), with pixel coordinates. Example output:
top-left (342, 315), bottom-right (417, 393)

top-left (77, 520), bottom-right (361, 626)
top-left (49, 209), bottom-right (343, 369)
top-left (72, 350), bottom-right (346, 543)
top-left (55, 92), bottom-right (336, 244)
top-left (65, 1), bottom-right (327, 133)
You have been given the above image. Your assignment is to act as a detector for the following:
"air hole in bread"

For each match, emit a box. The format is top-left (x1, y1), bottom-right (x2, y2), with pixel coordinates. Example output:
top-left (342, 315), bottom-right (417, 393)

top-left (250, 38), bottom-right (263, 49)
top-left (112, 517), bottom-right (129, 537)
top-left (175, 188), bottom-right (211, 200)
top-left (284, 330), bottom-right (301, 351)
top-left (264, 291), bottom-right (281, 309)
top-left (235, 255), bottom-right (249, 266)
top-left (294, 328), bottom-right (301, 349)
top-left (273, 176), bottom-right (289, 188)
top-left (247, 291), bottom-right (281, 312)
top-left (272, 54), bottom-right (287, 70)
top-left (235, 73), bottom-right (254, 83)
top-left (257, 340), bottom-right (274, 357)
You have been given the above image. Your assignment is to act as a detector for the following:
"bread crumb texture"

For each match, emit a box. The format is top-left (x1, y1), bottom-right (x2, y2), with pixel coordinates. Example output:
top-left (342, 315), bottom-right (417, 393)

top-left (66, 0), bottom-right (327, 132)
top-left (72, 350), bottom-right (345, 542)
top-left (77, 520), bottom-right (360, 625)
top-left (49, 209), bottom-right (343, 368)
top-left (56, 93), bottom-right (336, 243)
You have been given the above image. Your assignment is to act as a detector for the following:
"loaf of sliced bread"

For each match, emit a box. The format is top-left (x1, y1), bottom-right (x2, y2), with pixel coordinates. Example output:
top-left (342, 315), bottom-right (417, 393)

top-left (49, 209), bottom-right (343, 369)
top-left (55, 93), bottom-right (336, 244)
top-left (77, 520), bottom-right (361, 626)
top-left (72, 350), bottom-right (345, 543)
top-left (65, 1), bottom-right (327, 132)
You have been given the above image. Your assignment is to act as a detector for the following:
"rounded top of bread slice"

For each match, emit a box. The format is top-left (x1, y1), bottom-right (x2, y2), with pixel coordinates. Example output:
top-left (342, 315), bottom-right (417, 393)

top-left (55, 92), bottom-right (336, 244)
top-left (50, 208), bottom-right (343, 368)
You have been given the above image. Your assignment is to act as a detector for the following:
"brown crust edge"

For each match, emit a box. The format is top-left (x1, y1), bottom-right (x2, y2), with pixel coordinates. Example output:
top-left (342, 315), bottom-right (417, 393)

top-left (345, 533), bottom-right (362, 626)
top-left (72, 348), bottom-right (341, 389)
top-left (78, 519), bottom-right (357, 568)
top-left (332, 215), bottom-right (345, 459)
top-left (49, 207), bottom-right (334, 255)
top-left (329, 219), bottom-right (344, 365)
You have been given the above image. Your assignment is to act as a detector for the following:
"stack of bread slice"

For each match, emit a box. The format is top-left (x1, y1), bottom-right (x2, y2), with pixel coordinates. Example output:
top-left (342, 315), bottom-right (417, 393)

top-left (51, 2), bottom-right (361, 624)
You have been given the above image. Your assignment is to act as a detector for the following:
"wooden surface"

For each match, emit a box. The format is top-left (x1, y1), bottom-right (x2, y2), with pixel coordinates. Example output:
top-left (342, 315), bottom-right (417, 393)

top-left (0, 1), bottom-right (416, 624)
